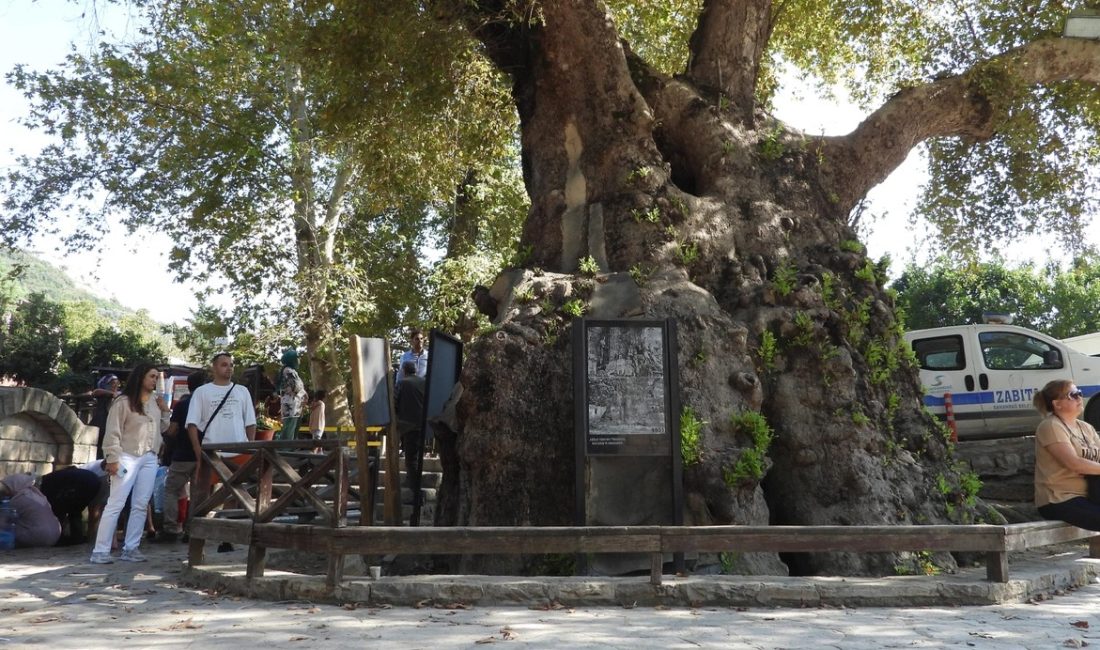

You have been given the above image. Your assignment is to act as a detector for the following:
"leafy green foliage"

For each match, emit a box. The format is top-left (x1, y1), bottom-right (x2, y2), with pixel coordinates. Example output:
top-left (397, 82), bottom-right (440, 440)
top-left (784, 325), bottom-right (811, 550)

top-left (854, 260), bottom-right (877, 284)
top-left (631, 206), bottom-right (662, 224)
top-left (680, 406), bottom-right (705, 466)
top-left (676, 240), bottom-right (699, 266)
top-left (605, 1), bottom-right (699, 76)
top-left (725, 410), bottom-right (774, 485)
top-left (0, 293), bottom-right (66, 387)
top-left (577, 255), bottom-right (600, 276)
top-left (839, 240), bottom-right (864, 254)
top-left (758, 124), bottom-right (786, 161)
top-left (629, 263), bottom-right (652, 285)
top-left (515, 287), bottom-right (535, 303)
top-left (892, 256), bottom-right (1100, 338)
top-left (757, 330), bottom-right (777, 370)
top-left (789, 311), bottom-right (815, 348)
top-left (561, 298), bottom-right (586, 318)
top-left (67, 327), bottom-right (167, 376)
top-left (772, 262), bottom-right (798, 297)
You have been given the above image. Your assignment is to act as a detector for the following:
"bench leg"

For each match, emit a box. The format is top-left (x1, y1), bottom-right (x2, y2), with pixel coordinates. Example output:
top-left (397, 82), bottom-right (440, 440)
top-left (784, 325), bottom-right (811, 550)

top-left (1090, 536), bottom-right (1100, 559)
top-left (246, 544), bottom-right (267, 579)
top-left (326, 554), bottom-right (344, 590)
top-left (986, 551), bottom-right (1009, 582)
top-left (188, 536), bottom-right (206, 567)
top-left (650, 552), bottom-right (662, 586)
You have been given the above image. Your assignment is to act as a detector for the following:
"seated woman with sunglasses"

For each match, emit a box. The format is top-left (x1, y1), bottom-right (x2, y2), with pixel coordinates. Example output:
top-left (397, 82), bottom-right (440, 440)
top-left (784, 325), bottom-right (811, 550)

top-left (1033, 380), bottom-right (1100, 530)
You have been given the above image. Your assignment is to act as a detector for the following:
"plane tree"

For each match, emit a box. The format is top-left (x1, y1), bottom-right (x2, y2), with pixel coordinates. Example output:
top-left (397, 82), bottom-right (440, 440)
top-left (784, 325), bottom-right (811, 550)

top-left (395, 0), bottom-right (1100, 577)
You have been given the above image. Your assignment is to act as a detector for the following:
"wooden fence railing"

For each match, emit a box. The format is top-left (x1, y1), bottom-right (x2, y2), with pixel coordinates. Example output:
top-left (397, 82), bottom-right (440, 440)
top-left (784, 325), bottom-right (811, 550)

top-left (187, 437), bottom-right (379, 584)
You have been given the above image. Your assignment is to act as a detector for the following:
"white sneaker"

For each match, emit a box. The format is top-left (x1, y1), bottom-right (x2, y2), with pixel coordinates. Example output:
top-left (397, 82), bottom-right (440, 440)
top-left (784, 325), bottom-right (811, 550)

top-left (89, 552), bottom-right (114, 564)
top-left (119, 548), bottom-right (147, 562)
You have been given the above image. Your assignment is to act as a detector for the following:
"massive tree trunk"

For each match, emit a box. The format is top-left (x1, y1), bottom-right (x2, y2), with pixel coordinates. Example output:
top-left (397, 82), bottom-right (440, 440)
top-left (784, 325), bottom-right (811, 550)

top-left (433, 1), bottom-right (1100, 576)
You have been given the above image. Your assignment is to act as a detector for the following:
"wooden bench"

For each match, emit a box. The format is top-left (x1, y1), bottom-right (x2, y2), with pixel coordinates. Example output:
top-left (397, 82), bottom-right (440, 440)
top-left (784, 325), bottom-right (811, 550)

top-left (186, 519), bottom-right (1100, 589)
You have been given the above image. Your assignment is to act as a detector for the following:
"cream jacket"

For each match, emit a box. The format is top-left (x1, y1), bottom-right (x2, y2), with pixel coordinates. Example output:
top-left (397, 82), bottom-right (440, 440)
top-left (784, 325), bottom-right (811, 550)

top-left (102, 394), bottom-right (170, 464)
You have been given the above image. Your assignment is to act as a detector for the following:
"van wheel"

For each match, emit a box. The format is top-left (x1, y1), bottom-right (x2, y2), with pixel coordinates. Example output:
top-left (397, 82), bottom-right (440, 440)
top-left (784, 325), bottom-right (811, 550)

top-left (1085, 398), bottom-right (1100, 430)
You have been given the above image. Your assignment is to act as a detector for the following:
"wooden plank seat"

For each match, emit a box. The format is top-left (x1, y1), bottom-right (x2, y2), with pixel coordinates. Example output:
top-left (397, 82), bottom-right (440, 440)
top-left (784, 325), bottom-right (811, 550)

top-left (186, 519), bottom-right (1100, 589)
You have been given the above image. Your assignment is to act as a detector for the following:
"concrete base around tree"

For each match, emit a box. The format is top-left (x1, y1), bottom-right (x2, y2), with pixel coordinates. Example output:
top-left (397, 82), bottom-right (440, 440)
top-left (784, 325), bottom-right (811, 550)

top-left (180, 544), bottom-right (1100, 608)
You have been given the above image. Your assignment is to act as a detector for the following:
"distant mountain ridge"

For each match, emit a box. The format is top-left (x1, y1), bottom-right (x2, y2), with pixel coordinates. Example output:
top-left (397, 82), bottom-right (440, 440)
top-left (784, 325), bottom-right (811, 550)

top-left (0, 248), bottom-right (135, 321)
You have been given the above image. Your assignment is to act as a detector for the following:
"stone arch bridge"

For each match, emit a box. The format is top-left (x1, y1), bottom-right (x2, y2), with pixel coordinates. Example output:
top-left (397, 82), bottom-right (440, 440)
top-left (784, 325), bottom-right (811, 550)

top-left (0, 387), bottom-right (97, 477)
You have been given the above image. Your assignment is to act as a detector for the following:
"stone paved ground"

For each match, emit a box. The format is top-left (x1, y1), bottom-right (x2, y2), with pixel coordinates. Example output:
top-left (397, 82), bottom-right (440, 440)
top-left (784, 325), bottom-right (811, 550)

top-left (4, 541), bottom-right (1100, 649)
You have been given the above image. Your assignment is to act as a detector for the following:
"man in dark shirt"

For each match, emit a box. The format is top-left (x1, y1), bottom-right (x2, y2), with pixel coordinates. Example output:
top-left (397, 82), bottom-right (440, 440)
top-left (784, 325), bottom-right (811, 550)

top-left (395, 360), bottom-right (426, 480)
top-left (154, 370), bottom-right (206, 543)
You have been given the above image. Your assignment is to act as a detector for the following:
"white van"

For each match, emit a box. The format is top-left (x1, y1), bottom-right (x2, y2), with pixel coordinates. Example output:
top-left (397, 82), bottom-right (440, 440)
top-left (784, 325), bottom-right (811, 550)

top-left (904, 324), bottom-right (1100, 439)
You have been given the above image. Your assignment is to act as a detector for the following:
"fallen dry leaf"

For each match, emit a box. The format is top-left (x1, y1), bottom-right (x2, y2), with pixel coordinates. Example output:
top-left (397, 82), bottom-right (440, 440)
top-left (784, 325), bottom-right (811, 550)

top-left (1062, 639), bottom-right (1087, 648)
top-left (437, 602), bottom-right (470, 610)
top-left (501, 627), bottom-right (517, 640)
top-left (167, 618), bottom-right (202, 630)
top-left (475, 637), bottom-right (497, 645)
top-left (1072, 621), bottom-right (1090, 629)
top-left (29, 616), bottom-right (60, 624)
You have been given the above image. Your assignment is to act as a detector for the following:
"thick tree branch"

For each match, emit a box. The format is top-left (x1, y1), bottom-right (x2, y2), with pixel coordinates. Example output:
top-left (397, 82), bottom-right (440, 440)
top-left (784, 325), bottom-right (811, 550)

top-left (687, 0), bottom-right (773, 123)
top-left (321, 155), bottom-right (354, 262)
top-left (819, 37), bottom-right (1100, 213)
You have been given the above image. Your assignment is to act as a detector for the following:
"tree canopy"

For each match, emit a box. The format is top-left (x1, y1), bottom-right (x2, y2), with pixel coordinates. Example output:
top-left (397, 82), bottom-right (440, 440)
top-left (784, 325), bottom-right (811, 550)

top-left (894, 254), bottom-right (1100, 339)
top-left (3, 1), bottom-right (527, 418)
top-left (0, 290), bottom-right (167, 391)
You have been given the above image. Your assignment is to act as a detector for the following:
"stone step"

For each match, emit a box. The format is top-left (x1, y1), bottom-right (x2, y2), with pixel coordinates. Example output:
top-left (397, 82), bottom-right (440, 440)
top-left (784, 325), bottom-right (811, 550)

top-left (378, 455), bottom-right (443, 473)
top-left (374, 486), bottom-right (437, 506)
top-left (371, 502), bottom-right (437, 527)
top-left (375, 470), bottom-right (442, 490)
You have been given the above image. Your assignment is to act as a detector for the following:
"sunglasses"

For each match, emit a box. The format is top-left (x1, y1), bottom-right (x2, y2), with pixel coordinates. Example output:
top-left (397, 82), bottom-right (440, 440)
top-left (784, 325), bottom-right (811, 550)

top-left (1065, 390), bottom-right (1084, 400)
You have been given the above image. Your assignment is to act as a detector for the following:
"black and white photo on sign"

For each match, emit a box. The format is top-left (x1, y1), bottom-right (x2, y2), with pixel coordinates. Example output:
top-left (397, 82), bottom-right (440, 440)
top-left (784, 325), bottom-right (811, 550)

top-left (586, 326), bottom-right (666, 436)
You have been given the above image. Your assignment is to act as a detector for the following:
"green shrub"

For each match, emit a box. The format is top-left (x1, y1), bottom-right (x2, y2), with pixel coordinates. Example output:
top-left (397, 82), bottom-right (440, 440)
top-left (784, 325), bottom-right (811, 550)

top-left (680, 406), bottom-right (705, 466)
top-left (577, 255), bottom-right (599, 276)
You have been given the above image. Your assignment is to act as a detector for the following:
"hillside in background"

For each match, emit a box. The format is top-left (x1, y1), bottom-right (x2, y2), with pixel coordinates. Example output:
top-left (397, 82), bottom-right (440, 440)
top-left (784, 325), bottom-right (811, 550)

top-left (0, 248), bottom-right (134, 321)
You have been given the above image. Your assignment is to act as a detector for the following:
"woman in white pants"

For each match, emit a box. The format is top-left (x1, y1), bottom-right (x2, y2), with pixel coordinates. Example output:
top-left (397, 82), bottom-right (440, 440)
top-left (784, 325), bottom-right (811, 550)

top-left (90, 363), bottom-right (170, 564)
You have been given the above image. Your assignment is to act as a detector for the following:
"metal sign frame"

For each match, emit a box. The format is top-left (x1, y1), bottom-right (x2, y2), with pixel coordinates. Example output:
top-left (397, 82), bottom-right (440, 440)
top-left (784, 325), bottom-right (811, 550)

top-left (572, 318), bottom-right (684, 572)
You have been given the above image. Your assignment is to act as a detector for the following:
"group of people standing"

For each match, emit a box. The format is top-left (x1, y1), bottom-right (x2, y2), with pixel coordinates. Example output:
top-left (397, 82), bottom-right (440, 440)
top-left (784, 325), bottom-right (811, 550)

top-left (4, 329), bottom-right (428, 559)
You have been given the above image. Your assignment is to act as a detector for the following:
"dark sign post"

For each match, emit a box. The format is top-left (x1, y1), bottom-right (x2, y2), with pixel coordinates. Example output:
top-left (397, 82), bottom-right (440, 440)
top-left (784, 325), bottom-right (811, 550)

top-left (409, 330), bottom-right (463, 526)
top-left (573, 318), bottom-right (683, 575)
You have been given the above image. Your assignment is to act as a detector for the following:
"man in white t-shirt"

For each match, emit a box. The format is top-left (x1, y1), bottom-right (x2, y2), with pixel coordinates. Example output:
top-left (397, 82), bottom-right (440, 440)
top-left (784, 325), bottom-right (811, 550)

top-left (186, 352), bottom-right (256, 466)
top-left (184, 352), bottom-right (256, 553)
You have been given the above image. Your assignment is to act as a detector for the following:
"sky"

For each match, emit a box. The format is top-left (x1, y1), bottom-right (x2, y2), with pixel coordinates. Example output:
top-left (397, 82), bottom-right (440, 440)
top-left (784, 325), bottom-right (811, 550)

top-left (0, 0), bottom-right (1086, 326)
top-left (0, 0), bottom-right (215, 325)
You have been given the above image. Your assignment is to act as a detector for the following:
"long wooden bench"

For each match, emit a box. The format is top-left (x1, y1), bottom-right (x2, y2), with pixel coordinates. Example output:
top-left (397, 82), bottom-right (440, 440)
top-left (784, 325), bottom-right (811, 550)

top-left (187, 518), bottom-right (1100, 589)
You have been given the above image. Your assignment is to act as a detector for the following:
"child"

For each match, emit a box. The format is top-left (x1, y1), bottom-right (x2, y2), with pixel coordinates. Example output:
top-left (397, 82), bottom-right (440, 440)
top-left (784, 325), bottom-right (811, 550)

top-left (309, 390), bottom-right (327, 453)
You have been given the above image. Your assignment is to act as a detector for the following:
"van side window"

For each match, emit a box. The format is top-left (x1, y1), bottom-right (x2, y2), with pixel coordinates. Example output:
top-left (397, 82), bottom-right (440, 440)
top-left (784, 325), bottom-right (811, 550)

top-left (911, 336), bottom-right (965, 371)
top-left (978, 331), bottom-right (1064, 370)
